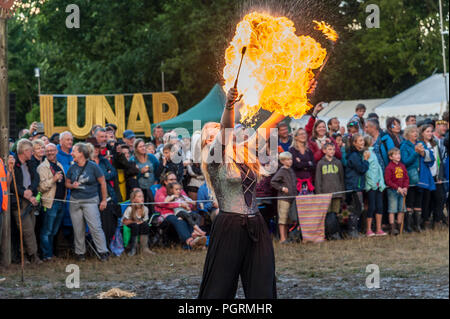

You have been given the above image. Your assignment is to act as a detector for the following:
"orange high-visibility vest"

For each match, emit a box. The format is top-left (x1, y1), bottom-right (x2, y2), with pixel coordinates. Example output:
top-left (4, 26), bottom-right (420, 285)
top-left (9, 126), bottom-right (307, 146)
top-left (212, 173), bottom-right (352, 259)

top-left (0, 158), bottom-right (8, 211)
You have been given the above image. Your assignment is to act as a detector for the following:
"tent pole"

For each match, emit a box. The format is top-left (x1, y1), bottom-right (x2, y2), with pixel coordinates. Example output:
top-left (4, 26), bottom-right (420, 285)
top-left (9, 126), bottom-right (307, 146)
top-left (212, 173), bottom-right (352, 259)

top-left (438, 0), bottom-right (449, 108)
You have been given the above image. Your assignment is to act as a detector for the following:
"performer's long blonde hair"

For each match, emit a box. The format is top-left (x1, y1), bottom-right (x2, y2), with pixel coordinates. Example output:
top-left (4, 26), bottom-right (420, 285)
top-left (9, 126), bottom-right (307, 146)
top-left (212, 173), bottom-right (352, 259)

top-left (200, 122), bottom-right (261, 200)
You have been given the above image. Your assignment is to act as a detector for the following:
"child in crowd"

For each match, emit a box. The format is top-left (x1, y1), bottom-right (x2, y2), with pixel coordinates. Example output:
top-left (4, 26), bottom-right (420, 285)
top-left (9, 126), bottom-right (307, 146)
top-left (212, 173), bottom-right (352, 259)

top-left (145, 142), bottom-right (156, 154)
top-left (364, 136), bottom-right (387, 237)
top-left (270, 152), bottom-right (298, 244)
top-left (349, 104), bottom-right (366, 135)
top-left (384, 148), bottom-right (409, 235)
top-left (315, 143), bottom-right (345, 240)
top-left (344, 133), bottom-right (370, 238)
top-left (122, 189), bottom-right (155, 256)
top-left (165, 182), bottom-right (206, 238)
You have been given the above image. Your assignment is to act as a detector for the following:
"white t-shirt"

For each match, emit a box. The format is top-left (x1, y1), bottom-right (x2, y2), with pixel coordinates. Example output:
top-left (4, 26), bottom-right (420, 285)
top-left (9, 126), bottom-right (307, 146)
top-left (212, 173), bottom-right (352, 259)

top-left (122, 205), bottom-right (149, 223)
top-left (427, 142), bottom-right (438, 177)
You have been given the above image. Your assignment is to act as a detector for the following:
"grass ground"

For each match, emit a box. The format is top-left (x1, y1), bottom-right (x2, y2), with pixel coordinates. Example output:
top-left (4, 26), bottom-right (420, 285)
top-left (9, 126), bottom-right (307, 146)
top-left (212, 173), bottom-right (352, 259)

top-left (0, 227), bottom-right (448, 298)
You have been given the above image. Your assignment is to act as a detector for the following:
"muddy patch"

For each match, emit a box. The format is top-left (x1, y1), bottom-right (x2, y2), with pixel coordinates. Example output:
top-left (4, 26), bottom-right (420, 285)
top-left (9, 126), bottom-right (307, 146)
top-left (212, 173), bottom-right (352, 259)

top-left (0, 271), bottom-right (447, 299)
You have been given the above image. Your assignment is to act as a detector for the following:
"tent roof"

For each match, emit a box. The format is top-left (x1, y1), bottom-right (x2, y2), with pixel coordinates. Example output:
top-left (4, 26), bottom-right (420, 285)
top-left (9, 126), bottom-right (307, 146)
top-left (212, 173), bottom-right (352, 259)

top-left (290, 98), bottom-right (388, 131)
top-left (374, 73), bottom-right (449, 118)
top-left (152, 84), bottom-right (226, 135)
top-left (317, 98), bottom-right (388, 122)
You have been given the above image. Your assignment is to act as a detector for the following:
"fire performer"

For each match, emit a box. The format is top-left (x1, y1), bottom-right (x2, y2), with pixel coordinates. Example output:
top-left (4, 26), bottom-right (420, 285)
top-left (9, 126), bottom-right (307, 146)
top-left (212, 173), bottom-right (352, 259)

top-left (198, 11), bottom-right (332, 298)
top-left (197, 86), bottom-right (285, 299)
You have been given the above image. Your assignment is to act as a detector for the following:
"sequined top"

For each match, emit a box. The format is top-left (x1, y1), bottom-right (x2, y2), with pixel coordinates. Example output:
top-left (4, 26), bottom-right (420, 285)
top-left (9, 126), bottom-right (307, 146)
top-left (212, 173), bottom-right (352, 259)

top-left (206, 132), bottom-right (259, 215)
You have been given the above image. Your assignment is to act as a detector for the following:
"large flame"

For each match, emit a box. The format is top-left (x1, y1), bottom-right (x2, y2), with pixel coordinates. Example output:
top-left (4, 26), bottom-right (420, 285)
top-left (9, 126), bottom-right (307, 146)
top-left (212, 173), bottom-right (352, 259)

top-left (223, 12), bottom-right (336, 124)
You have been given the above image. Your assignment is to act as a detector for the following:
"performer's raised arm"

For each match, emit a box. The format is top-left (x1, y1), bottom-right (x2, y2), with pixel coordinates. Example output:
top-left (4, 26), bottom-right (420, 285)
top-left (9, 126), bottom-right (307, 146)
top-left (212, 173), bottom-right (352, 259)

top-left (220, 87), bottom-right (239, 145)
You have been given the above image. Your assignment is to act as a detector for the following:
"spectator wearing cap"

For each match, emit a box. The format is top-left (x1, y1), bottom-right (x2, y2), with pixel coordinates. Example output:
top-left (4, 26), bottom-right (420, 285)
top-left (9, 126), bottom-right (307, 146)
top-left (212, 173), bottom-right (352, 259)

top-left (367, 113), bottom-right (379, 120)
top-left (105, 123), bottom-right (117, 134)
top-left (50, 133), bottom-right (60, 145)
top-left (105, 125), bottom-right (116, 142)
top-left (30, 131), bottom-right (45, 141)
top-left (123, 130), bottom-right (136, 155)
top-left (12, 122), bottom-right (38, 153)
top-left (349, 104), bottom-right (366, 135)
top-left (405, 115), bottom-right (416, 127)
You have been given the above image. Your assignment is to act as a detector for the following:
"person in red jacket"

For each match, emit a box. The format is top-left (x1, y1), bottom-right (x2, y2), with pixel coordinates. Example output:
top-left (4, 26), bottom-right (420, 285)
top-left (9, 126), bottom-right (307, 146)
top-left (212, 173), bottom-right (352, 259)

top-left (306, 103), bottom-right (342, 163)
top-left (384, 148), bottom-right (410, 235)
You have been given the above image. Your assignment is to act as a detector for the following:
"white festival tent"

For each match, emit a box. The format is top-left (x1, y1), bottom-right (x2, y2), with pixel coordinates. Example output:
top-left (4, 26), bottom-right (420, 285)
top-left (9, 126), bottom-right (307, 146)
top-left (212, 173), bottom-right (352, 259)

top-left (289, 98), bottom-right (388, 131)
top-left (374, 73), bottom-right (449, 125)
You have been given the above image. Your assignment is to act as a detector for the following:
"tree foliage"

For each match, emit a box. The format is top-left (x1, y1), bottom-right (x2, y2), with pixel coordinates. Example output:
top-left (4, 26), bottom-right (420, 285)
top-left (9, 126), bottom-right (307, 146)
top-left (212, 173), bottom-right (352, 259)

top-left (7, 0), bottom-right (449, 130)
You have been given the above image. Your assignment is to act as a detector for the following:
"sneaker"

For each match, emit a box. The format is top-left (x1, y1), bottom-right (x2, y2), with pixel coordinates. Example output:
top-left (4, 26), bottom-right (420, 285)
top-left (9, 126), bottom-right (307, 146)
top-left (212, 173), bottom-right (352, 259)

top-left (375, 230), bottom-right (387, 236)
top-left (366, 231), bottom-right (375, 237)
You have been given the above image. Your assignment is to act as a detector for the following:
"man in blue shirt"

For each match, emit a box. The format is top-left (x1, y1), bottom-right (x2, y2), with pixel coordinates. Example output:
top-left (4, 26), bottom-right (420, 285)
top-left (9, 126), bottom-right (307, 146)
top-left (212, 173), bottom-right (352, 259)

top-left (277, 122), bottom-right (293, 152)
top-left (56, 131), bottom-right (74, 230)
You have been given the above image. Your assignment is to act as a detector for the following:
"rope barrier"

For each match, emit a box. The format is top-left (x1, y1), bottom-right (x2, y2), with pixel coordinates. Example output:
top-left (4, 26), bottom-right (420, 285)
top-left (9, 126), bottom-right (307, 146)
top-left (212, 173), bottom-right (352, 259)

top-left (8, 180), bottom-right (449, 206)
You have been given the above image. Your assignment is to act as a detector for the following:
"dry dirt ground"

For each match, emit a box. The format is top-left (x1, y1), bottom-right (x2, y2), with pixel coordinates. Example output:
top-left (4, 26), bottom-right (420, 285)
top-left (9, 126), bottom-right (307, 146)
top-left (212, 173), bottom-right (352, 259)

top-left (0, 228), bottom-right (448, 299)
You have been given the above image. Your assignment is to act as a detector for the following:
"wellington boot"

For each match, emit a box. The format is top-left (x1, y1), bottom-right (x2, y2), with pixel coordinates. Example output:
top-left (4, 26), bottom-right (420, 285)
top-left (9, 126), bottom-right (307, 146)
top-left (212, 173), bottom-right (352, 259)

top-left (127, 236), bottom-right (138, 257)
top-left (140, 235), bottom-right (155, 255)
top-left (404, 212), bottom-right (413, 233)
top-left (389, 223), bottom-right (399, 236)
top-left (413, 211), bottom-right (422, 232)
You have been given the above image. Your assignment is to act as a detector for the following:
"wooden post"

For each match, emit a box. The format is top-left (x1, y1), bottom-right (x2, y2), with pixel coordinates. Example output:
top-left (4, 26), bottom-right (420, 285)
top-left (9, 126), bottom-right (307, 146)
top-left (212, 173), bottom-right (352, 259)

top-left (0, 9), bottom-right (11, 267)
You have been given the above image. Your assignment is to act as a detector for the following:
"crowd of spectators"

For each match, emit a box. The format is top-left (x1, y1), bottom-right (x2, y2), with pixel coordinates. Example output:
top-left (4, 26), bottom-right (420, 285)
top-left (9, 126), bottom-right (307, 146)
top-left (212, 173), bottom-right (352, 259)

top-left (0, 105), bottom-right (448, 264)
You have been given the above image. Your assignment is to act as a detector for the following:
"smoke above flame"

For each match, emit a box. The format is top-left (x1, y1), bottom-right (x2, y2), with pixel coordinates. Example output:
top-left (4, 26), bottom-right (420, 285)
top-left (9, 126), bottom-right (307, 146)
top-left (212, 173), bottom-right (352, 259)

top-left (223, 12), bottom-right (337, 124)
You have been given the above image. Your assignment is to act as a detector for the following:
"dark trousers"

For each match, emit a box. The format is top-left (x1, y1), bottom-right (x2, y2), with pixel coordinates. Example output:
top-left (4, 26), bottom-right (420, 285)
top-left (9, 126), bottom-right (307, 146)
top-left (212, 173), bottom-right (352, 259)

top-left (367, 190), bottom-right (384, 218)
top-left (128, 222), bottom-right (150, 236)
top-left (422, 181), bottom-right (445, 223)
top-left (175, 210), bottom-right (201, 228)
top-left (198, 212), bottom-right (277, 299)
top-left (100, 202), bottom-right (120, 248)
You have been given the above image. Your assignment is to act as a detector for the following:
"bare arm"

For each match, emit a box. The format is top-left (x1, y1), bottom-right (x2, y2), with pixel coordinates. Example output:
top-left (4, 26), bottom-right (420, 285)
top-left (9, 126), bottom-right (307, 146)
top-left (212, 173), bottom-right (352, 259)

top-left (97, 176), bottom-right (108, 202)
top-left (220, 88), bottom-right (239, 146)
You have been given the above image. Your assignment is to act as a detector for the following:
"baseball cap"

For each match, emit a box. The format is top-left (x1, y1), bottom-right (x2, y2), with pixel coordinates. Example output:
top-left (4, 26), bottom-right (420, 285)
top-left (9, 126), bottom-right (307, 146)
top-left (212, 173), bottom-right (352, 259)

top-left (347, 120), bottom-right (359, 127)
top-left (105, 123), bottom-right (117, 131)
top-left (123, 130), bottom-right (136, 139)
top-left (32, 131), bottom-right (44, 137)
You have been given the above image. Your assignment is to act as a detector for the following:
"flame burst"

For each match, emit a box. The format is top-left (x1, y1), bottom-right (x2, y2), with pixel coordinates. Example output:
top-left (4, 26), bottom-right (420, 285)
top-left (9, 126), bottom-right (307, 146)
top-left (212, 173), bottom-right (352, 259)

top-left (313, 20), bottom-right (339, 42)
top-left (223, 12), bottom-right (336, 124)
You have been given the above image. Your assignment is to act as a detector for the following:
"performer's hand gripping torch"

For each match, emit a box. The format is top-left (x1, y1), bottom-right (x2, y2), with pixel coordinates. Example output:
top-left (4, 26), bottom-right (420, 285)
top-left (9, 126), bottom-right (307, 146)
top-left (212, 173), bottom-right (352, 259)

top-left (228, 46), bottom-right (247, 107)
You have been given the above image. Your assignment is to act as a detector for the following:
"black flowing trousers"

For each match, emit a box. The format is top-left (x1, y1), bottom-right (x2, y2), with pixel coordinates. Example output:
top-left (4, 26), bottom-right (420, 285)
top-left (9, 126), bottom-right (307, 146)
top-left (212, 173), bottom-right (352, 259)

top-left (198, 211), bottom-right (277, 299)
